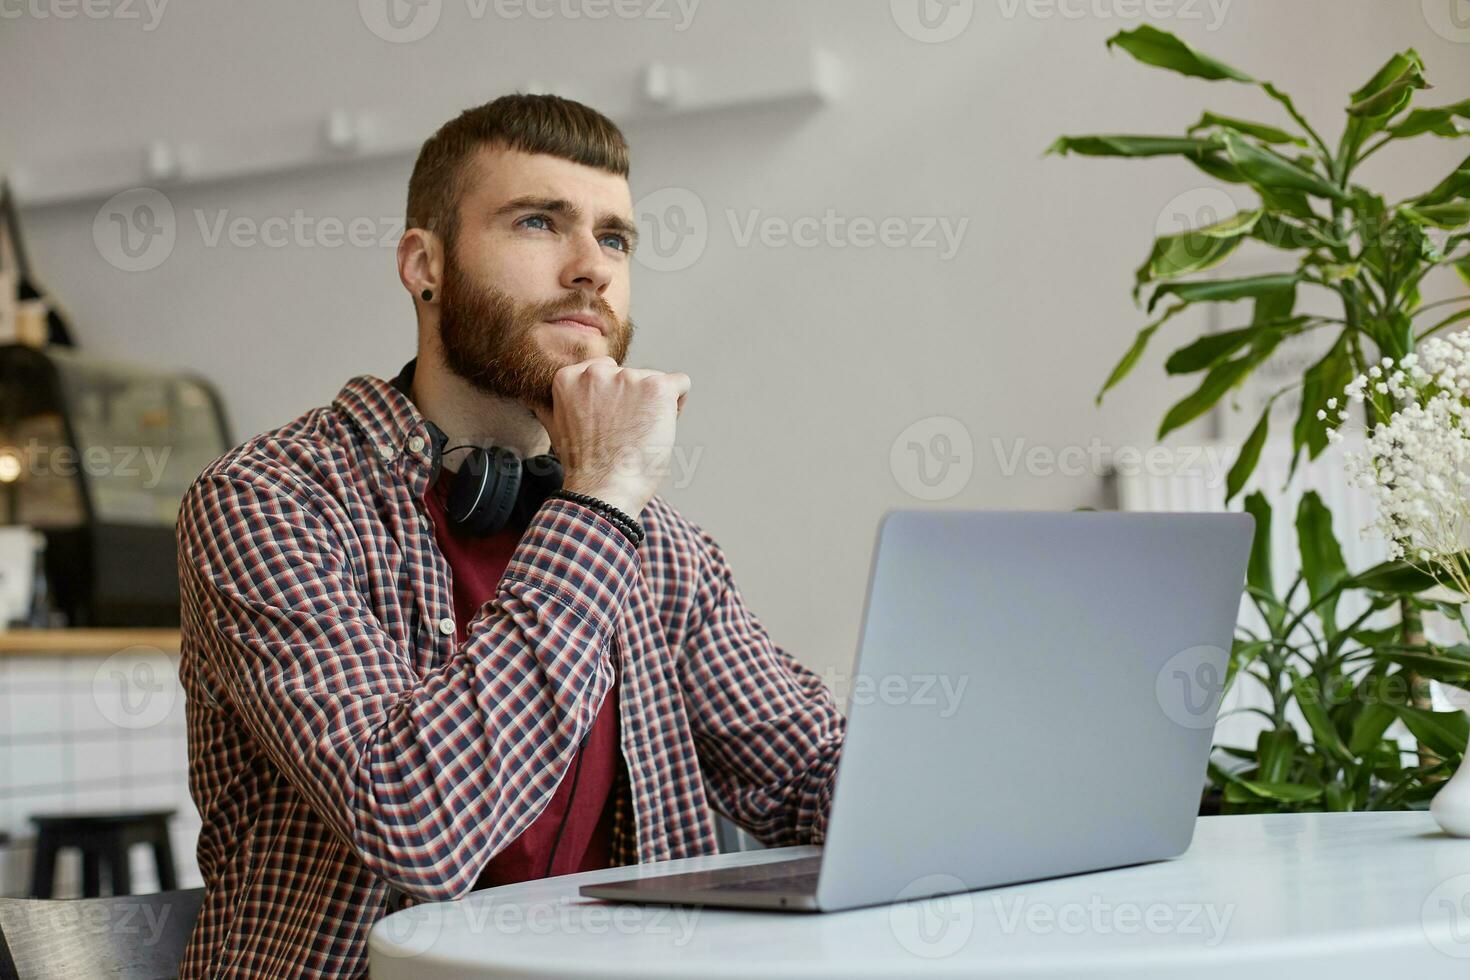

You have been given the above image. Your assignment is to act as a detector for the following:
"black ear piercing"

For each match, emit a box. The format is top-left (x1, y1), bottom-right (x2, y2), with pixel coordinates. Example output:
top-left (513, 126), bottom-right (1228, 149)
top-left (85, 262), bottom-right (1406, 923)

top-left (421, 288), bottom-right (434, 302)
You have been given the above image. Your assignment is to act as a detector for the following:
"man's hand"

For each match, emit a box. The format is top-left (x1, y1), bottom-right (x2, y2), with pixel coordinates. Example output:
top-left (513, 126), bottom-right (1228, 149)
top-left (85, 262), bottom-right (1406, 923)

top-left (532, 356), bottom-right (691, 518)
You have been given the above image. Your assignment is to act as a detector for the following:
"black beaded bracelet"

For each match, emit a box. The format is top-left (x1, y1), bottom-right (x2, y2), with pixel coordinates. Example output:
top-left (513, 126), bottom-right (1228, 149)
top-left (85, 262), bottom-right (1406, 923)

top-left (548, 489), bottom-right (646, 546)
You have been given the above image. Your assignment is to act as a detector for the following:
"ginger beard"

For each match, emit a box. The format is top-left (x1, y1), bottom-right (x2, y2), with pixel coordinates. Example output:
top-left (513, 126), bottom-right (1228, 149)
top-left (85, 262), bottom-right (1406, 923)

top-left (436, 253), bottom-right (634, 411)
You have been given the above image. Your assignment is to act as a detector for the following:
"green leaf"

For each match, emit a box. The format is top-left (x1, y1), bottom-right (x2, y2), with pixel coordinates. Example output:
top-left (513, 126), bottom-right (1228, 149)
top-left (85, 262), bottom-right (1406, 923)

top-left (1105, 25), bottom-right (1254, 83)
top-left (1164, 316), bottom-right (1305, 375)
top-left (1189, 111), bottom-right (1306, 146)
top-left (1135, 209), bottom-right (1263, 295)
top-left (1242, 491), bottom-right (1275, 599)
top-left (1252, 279), bottom-right (1298, 323)
top-left (1251, 213), bottom-right (1333, 251)
top-left (1347, 560), bottom-right (1439, 593)
top-left (1388, 98), bottom-right (1470, 138)
top-left (1221, 131), bottom-right (1346, 202)
top-left (1373, 651), bottom-right (1470, 686)
top-left (1402, 200), bottom-right (1470, 230)
top-left (1228, 779), bottom-right (1323, 803)
top-left (1292, 336), bottom-right (1351, 461)
top-left (1256, 727), bottom-right (1298, 783)
top-left (1290, 667), bottom-right (1352, 760)
top-left (1045, 135), bottom-right (1223, 157)
top-left (1157, 334), bottom-right (1282, 438)
top-left (1348, 702), bottom-right (1396, 755)
top-left (1417, 154), bottom-right (1470, 207)
top-left (1095, 304), bottom-right (1188, 405)
top-left (1394, 705), bottom-right (1470, 758)
top-left (1296, 491), bottom-right (1345, 635)
top-left (1146, 272), bottom-right (1299, 314)
top-left (1226, 405), bottom-right (1270, 503)
top-left (1343, 50), bottom-right (1428, 159)
top-left (1190, 152), bottom-right (1249, 184)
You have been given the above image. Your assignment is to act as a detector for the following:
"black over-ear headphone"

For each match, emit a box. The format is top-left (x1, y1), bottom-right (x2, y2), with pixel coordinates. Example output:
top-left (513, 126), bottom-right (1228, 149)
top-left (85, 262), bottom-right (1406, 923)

top-left (424, 419), bottom-right (565, 536)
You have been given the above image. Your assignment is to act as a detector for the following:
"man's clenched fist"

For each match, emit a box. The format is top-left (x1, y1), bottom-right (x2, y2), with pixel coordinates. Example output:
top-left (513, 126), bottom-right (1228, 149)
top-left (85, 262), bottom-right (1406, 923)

top-left (532, 356), bottom-right (691, 518)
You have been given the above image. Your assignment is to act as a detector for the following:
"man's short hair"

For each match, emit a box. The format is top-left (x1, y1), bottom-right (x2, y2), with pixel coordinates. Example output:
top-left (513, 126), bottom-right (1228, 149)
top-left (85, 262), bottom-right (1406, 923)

top-left (406, 93), bottom-right (630, 255)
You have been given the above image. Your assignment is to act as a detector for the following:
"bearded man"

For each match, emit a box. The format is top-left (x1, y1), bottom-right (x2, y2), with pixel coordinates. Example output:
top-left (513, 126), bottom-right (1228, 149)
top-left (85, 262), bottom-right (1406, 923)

top-left (175, 93), bottom-right (846, 979)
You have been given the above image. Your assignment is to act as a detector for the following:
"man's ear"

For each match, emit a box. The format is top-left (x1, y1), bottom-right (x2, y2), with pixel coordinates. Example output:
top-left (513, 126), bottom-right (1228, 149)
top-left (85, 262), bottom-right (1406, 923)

top-left (398, 226), bottom-right (444, 301)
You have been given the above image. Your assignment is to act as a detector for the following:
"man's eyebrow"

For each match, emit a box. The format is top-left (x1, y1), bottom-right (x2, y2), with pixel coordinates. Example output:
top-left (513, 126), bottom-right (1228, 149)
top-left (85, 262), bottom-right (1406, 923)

top-left (495, 195), bottom-right (640, 248)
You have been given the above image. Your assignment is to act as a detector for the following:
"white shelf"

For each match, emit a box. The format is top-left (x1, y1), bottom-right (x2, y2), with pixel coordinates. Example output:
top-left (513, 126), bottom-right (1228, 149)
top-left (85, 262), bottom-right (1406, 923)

top-left (8, 45), bottom-right (841, 208)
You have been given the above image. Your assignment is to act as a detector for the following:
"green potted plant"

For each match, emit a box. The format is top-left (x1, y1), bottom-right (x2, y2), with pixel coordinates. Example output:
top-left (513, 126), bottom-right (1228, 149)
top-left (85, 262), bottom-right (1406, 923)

top-left (1051, 26), bottom-right (1470, 814)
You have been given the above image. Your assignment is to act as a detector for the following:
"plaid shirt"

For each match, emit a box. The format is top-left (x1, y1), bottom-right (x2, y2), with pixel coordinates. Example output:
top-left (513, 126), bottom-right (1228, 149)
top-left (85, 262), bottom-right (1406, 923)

top-left (175, 363), bottom-right (845, 978)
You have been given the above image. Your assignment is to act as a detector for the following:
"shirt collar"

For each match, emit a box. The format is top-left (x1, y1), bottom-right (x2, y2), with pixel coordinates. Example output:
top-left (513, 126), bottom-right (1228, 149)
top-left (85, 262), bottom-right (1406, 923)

top-left (332, 357), bottom-right (442, 497)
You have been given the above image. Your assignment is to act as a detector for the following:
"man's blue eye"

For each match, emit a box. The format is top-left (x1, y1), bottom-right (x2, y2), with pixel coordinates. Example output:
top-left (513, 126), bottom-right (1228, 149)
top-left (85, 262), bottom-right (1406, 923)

top-left (519, 215), bottom-right (551, 231)
top-left (600, 234), bottom-right (631, 252)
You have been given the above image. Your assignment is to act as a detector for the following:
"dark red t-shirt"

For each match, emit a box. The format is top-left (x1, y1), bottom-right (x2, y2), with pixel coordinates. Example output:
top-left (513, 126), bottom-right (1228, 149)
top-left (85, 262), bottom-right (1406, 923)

top-left (423, 467), bottom-right (622, 888)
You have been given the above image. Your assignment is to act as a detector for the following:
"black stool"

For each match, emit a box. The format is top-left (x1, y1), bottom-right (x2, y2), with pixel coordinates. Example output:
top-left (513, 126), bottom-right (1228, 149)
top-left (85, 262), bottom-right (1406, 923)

top-left (28, 810), bottom-right (177, 898)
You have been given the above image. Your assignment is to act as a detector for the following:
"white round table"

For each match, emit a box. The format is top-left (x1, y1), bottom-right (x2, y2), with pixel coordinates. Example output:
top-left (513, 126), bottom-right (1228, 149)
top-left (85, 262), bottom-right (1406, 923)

top-left (370, 812), bottom-right (1470, 978)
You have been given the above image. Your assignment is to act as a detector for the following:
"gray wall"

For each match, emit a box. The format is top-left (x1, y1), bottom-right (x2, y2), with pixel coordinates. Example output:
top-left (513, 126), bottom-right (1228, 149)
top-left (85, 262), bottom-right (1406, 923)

top-left (4, 0), bottom-right (1469, 680)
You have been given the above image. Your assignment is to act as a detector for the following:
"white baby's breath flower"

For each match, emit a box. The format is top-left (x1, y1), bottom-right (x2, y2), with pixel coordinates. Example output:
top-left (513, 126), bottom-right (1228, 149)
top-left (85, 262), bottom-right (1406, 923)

top-left (1329, 331), bottom-right (1470, 597)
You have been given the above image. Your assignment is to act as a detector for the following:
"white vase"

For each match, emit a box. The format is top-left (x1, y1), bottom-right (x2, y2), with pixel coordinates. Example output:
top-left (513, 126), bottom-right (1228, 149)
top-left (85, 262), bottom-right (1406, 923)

top-left (1431, 724), bottom-right (1470, 837)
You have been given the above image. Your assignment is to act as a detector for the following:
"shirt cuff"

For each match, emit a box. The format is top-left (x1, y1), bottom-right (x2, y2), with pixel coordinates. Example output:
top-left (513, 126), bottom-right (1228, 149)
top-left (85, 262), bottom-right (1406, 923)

top-left (501, 496), bottom-right (642, 626)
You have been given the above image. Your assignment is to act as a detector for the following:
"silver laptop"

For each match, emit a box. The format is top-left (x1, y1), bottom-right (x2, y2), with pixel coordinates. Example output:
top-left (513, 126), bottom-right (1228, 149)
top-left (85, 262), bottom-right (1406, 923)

top-left (581, 509), bottom-right (1253, 912)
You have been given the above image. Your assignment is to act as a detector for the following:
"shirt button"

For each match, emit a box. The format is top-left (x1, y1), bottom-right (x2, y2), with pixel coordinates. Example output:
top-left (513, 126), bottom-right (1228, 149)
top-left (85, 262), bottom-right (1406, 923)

top-left (377, 445), bottom-right (394, 462)
top-left (409, 435), bottom-right (426, 454)
top-left (438, 617), bottom-right (456, 636)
